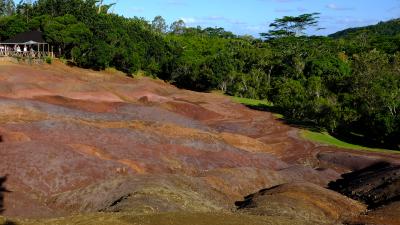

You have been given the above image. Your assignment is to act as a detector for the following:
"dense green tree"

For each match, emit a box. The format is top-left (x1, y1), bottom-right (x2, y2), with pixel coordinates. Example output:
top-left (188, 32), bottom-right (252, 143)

top-left (43, 14), bottom-right (92, 61)
top-left (0, 15), bottom-right (27, 40)
top-left (330, 19), bottom-right (400, 38)
top-left (273, 78), bottom-right (307, 119)
top-left (304, 56), bottom-right (351, 92)
top-left (345, 50), bottom-right (400, 145)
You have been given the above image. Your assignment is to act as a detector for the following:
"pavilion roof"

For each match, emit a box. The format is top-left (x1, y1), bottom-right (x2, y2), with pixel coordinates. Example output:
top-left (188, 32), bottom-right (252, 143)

top-left (0, 30), bottom-right (47, 44)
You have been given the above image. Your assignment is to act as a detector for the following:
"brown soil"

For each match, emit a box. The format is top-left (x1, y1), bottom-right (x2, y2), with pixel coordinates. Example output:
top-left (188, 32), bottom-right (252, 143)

top-left (0, 61), bottom-right (399, 224)
top-left (236, 182), bottom-right (367, 224)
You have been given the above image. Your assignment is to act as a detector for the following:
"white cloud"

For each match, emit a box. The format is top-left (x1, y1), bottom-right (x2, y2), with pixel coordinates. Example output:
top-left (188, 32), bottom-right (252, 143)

top-left (258, 0), bottom-right (302, 3)
top-left (179, 16), bottom-right (246, 27)
top-left (274, 8), bottom-right (293, 13)
top-left (129, 7), bottom-right (144, 13)
top-left (180, 17), bottom-right (197, 24)
top-left (245, 25), bottom-right (265, 32)
top-left (326, 3), bottom-right (354, 11)
top-left (297, 6), bottom-right (307, 12)
top-left (166, 0), bottom-right (186, 6)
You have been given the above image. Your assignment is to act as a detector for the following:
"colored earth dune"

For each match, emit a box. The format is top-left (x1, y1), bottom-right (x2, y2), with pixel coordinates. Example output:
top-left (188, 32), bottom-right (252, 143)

top-left (0, 60), bottom-right (399, 225)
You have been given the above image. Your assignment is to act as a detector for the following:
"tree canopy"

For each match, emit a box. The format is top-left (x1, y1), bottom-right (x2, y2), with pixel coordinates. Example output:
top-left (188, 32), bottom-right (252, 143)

top-left (261, 13), bottom-right (322, 39)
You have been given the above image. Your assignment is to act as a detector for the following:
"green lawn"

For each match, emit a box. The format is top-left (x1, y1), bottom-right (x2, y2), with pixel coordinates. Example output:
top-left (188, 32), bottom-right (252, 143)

top-left (231, 96), bottom-right (273, 107)
top-left (301, 130), bottom-right (399, 153)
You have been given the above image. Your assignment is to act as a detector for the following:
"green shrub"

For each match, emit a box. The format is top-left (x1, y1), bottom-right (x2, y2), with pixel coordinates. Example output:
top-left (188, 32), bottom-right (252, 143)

top-left (45, 56), bottom-right (52, 64)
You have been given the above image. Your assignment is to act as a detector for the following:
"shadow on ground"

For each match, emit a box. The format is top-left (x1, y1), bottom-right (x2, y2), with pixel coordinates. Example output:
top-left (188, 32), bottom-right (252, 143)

top-left (0, 176), bottom-right (8, 214)
top-left (245, 103), bottom-right (324, 132)
top-left (0, 176), bottom-right (16, 225)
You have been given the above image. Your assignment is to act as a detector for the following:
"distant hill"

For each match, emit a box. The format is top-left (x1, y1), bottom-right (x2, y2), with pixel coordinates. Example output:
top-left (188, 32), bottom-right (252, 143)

top-left (329, 19), bottom-right (400, 38)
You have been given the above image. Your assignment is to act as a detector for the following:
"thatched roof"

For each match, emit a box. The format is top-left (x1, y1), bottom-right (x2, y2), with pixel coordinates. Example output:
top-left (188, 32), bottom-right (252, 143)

top-left (1, 30), bottom-right (46, 44)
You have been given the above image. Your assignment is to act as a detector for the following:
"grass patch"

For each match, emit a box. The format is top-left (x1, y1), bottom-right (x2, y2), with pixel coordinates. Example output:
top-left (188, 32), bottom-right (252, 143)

top-left (301, 130), bottom-right (399, 153)
top-left (231, 96), bottom-right (273, 107)
top-left (104, 67), bottom-right (126, 76)
top-left (272, 113), bottom-right (284, 119)
top-left (230, 96), bottom-right (283, 119)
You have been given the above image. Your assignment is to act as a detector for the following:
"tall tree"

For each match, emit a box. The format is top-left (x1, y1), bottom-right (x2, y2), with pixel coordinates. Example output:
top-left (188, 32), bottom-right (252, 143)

top-left (151, 15), bottom-right (167, 34)
top-left (97, 0), bottom-right (115, 14)
top-left (16, 0), bottom-right (33, 22)
top-left (0, 0), bottom-right (4, 15)
top-left (261, 13), bottom-right (321, 39)
top-left (0, 0), bottom-right (15, 16)
top-left (170, 19), bottom-right (185, 34)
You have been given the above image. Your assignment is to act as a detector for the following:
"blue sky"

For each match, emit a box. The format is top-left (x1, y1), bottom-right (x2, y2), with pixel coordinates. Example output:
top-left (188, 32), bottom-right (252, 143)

top-left (107, 0), bottom-right (399, 36)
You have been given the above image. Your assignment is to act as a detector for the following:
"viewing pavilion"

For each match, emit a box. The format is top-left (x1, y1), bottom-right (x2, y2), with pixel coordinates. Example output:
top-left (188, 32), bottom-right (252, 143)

top-left (0, 30), bottom-right (53, 59)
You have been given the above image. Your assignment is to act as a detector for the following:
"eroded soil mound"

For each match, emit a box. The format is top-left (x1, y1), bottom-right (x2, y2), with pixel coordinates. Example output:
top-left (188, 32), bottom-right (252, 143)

top-left (356, 202), bottom-right (400, 225)
top-left (0, 61), bottom-right (399, 224)
top-left (329, 162), bottom-right (400, 209)
top-left (328, 162), bottom-right (400, 225)
top-left (236, 182), bottom-right (366, 225)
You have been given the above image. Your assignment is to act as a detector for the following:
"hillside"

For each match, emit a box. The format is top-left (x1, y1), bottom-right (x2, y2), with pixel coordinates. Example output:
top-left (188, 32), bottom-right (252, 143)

top-left (0, 61), bottom-right (399, 224)
top-left (329, 18), bottom-right (400, 38)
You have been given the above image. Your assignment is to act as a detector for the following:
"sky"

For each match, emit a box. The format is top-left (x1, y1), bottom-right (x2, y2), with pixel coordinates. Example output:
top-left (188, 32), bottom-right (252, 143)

top-left (106, 0), bottom-right (400, 37)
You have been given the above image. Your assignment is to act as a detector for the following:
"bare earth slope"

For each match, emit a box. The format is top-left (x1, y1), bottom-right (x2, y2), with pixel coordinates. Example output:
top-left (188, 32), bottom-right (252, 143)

top-left (0, 61), bottom-right (399, 224)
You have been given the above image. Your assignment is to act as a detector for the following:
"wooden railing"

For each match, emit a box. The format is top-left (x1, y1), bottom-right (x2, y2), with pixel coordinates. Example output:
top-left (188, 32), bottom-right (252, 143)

top-left (0, 51), bottom-right (52, 59)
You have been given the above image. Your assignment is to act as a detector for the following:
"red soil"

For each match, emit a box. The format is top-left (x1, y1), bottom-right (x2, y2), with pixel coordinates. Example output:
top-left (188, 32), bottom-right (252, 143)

top-left (0, 61), bottom-right (399, 224)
